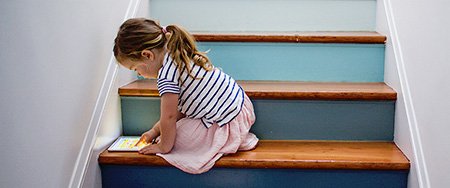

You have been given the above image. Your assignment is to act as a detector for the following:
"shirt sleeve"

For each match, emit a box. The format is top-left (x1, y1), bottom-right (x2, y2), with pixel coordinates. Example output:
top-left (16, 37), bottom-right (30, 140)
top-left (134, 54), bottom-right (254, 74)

top-left (157, 77), bottom-right (180, 96)
top-left (157, 55), bottom-right (181, 96)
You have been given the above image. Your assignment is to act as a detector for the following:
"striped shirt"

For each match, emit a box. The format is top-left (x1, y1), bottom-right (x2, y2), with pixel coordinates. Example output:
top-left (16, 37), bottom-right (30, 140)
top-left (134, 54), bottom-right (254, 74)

top-left (157, 53), bottom-right (244, 128)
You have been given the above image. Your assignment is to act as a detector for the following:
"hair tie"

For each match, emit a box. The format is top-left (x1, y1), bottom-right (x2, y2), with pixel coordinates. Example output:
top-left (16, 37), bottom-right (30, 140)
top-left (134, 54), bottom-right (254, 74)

top-left (162, 26), bottom-right (167, 34)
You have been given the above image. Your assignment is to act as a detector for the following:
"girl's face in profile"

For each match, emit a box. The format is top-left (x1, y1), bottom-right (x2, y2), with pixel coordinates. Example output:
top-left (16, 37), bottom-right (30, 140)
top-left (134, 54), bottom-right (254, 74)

top-left (121, 58), bottom-right (159, 79)
top-left (120, 49), bottom-right (163, 79)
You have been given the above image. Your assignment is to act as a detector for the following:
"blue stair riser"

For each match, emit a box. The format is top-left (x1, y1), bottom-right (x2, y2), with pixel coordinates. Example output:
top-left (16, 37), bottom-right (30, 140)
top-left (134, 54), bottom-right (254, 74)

top-left (140, 43), bottom-right (385, 82)
top-left (198, 43), bottom-right (385, 82)
top-left (150, 0), bottom-right (377, 31)
top-left (121, 97), bottom-right (395, 141)
top-left (101, 164), bottom-right (408, 188)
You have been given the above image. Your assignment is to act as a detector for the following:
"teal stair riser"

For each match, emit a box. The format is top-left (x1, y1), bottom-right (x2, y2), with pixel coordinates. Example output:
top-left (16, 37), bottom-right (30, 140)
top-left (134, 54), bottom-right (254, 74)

top-left (101, 164), bottom-right (408, 188)
top-left (121, 97), bottom-right (395, 141)
top-left (140, 43), bottom-right (385, 82)
top-left (252, 99), bottom-right (394, 141)
top-left (139, 43), bottom-right (385, 81)
top-left (150, 0), bottom-right (376, 31)
top-left (139, 42), bottom-right (385, 82)
top-left (198, 43), bottom-right (384, 82)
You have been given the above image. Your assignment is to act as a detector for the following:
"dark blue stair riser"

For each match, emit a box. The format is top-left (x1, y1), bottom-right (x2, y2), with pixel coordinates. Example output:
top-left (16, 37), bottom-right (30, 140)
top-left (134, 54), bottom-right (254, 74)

top-left (101, 164), bottom-right (408, 188)
top-left (121, 97), bottom-right (395, 141)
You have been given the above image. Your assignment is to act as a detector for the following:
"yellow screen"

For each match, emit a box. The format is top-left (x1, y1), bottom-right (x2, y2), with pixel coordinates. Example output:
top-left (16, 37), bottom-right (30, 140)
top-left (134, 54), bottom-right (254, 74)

top-left (118, 138), bottom-right (149, 149)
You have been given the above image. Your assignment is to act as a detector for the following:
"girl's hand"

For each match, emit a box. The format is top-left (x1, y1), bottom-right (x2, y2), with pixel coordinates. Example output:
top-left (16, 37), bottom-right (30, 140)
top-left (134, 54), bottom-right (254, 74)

top-left (139, 143), bottom-right (163, 155)
top-left (141, 130), bottom-right (155, 143)
top-left (136, 128), bottom-right (159, 146)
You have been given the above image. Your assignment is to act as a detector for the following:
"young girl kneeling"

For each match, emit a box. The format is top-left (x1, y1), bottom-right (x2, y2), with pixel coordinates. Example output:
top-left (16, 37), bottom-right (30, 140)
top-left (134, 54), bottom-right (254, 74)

top-left (113, 18), bottom-right (258, 174)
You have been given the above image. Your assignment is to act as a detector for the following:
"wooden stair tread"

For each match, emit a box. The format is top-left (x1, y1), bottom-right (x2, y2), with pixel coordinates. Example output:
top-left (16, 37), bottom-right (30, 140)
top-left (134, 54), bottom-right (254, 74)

top-left (119, 79), bottom-right (397, 100)
top-left (99, 140), bottom-right (410, 170)
top-left (193, 31), bottom-right (386, 44)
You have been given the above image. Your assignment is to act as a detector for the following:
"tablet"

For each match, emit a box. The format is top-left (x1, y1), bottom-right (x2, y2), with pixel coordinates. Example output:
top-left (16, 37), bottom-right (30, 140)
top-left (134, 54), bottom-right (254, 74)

top-left (107, 136), bottom-right (149, 151)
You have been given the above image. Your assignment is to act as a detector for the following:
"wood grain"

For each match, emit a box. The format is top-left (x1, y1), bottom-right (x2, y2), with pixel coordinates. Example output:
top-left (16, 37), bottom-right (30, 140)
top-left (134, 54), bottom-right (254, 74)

top-left (192, 31), bottom-right (386, 44)
top-left (99, 140), bottom-right (410, 170)
top-left (119, 79), bottom-right (397, 101)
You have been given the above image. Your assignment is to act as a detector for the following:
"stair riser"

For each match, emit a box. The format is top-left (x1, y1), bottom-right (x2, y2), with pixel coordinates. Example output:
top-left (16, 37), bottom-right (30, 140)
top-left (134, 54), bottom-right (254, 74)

top-left (121, 97), bottom-right (395, 141)
top-left (140, 43), bottom-right (385, 82)
top-left (101, 165), bottom-right (408, 188)
top-left (252, 99), bottom-right (395, 141)
top-left (150, 0), bottom-right (376, 31)
top-left (198, 43), bottom-right (385, 82)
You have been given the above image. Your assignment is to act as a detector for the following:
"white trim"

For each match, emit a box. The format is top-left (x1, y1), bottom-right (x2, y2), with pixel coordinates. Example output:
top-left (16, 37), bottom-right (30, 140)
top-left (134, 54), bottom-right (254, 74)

top-left (68, 1), bottom-right (141, 187)
top-left (383, 0), bottom-right (430, 187)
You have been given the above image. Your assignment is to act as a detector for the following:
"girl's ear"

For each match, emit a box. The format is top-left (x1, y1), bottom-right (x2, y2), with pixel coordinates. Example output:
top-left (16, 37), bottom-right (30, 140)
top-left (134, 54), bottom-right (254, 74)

top-left (141, 50), bottom-right (155, 61)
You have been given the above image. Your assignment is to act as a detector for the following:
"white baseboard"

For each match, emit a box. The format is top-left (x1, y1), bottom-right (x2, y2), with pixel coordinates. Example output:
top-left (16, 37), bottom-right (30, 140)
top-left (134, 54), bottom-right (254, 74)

top-left (383, 0), bottom-right (430, 187)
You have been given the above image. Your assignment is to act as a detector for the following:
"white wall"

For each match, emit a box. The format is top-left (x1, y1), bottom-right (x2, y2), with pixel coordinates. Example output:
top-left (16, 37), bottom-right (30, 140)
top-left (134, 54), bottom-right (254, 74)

top-left (0, 1), bottom-right (131, 187)
top-left (82, 1), bottom-right (149, 187)
top-left (378, 0), bottom-right (450, 187)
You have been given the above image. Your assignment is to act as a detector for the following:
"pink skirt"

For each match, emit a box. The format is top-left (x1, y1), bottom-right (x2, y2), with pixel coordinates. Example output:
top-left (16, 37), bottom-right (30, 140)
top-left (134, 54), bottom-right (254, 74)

top-left (156, 94), bottom-right (258, 174)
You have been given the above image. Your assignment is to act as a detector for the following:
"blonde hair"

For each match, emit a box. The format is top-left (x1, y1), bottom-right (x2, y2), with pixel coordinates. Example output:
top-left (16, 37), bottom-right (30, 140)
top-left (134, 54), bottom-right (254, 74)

top-left (113, 18), bottom-right (214, 81)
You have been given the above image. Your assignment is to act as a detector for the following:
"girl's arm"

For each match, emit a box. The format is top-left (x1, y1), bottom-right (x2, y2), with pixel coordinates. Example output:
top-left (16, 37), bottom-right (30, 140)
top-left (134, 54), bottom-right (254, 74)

top-left (137, 105), bottom-right (184, 147)
top-left (139, 110), bottom-right (184, 145)
top-left (139, 93), bottom-right (179, 154)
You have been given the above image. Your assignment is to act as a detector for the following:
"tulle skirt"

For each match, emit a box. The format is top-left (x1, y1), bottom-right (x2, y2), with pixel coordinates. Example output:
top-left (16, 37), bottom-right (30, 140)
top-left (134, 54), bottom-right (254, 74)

top-left (156, 94), bottom-right (258, 174)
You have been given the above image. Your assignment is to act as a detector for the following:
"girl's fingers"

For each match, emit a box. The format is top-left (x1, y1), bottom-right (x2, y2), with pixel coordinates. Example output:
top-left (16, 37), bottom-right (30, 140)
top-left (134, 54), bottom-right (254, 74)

top-left (139, 145), bottom-right (156, 155)
top-left (142, 130), bottom-right (158, 143)
top-left (138, 145), bottom-right (149, 154)
top-left (144, 135), bottom-right (153, 143)
top-left (135, 136), bottom-right (146, 146)
top-left (155, 136), bottom-right (161, 143)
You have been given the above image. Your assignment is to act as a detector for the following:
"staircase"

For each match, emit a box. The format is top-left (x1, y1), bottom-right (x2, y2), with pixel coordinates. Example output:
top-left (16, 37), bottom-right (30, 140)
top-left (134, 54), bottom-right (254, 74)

top-left (99, 1), bottom-right (410, 187)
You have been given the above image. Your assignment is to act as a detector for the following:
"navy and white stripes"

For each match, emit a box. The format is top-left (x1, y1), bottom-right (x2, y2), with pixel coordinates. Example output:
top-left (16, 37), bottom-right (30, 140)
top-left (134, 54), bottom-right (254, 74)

top-left (157, 54), bottom-right (244, 128)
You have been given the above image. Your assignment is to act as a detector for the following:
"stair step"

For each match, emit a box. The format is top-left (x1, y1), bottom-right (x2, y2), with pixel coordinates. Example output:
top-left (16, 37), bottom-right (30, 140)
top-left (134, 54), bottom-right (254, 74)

top-left (119, 79), bottom-right (396, 101)
top-left (99, 140), bottom-right (409, 170)
top-left (193, 31), bottom-right (386, 44)
top-left (100, 141), bottom-right (409, 187)
top-left (120, 80), bottom-right (396, 140)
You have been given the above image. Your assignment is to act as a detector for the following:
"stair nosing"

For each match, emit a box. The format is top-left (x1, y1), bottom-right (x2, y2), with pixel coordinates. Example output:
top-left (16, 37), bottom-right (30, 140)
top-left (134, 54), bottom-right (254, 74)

top-left (99, 140), bottom-right (410, 171)
top-left (119, 79), bottom-right (397, 101)
top-left (192, 31), bottom-right (386, 44)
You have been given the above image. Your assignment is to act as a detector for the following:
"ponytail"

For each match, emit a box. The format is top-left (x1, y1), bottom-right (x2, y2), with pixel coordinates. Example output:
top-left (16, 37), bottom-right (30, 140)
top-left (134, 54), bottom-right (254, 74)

top-left (165, 25), bottom-right (214, 80)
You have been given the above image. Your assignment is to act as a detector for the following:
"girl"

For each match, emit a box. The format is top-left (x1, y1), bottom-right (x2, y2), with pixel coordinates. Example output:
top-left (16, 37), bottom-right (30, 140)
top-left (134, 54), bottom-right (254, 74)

top-left (113, 18), bottom-right (258, 174)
